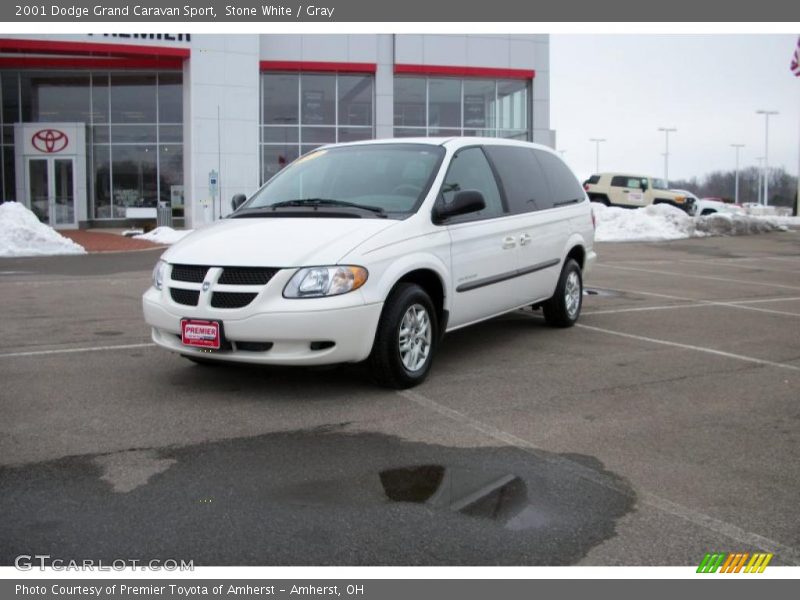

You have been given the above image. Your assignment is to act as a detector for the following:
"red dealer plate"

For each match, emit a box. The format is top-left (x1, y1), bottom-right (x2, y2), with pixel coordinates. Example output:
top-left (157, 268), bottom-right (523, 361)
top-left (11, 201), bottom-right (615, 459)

top-left (181, 319), bottom-right (221, 350)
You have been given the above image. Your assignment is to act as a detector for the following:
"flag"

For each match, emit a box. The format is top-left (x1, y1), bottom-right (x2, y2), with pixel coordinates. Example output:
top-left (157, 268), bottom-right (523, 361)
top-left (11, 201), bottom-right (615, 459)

top-left (792, 36), bottom-right (800, 77)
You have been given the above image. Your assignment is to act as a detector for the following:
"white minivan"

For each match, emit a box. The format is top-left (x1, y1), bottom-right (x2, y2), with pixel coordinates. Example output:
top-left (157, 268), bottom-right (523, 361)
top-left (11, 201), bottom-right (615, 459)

top-left (143, 138), bottom-right (596, 388)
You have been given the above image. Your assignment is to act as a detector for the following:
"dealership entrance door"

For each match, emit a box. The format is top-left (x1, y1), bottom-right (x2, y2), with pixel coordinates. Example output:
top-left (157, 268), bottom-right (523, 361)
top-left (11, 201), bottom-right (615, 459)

top-left (27, 157), bottom-right (77, 228)
top-left (15, 123), bottom-right (87, 230)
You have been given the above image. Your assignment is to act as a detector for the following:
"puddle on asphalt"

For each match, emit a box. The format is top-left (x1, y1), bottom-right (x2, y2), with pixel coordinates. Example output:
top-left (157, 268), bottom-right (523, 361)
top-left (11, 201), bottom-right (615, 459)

top-left (380, 465), bottom-right (532, 527)
top-left (0, 430), bottom-right (636, 565)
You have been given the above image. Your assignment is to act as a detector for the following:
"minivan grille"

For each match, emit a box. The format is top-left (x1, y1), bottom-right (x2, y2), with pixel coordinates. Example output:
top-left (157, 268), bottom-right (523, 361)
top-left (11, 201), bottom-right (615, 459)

top-left (219, 267), bottom-right (278, 286)
top-left (170, 288), bottom-right (200, 306)
top-left (171, 264), bottom-right (208, 283)
top-left (211, 292), bottom-right (258, 309)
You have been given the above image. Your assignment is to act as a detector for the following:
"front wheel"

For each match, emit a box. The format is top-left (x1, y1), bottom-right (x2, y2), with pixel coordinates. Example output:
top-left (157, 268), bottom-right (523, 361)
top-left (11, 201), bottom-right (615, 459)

top-left (368, 283), bottom-right (438, 389)
top-left (543, 259), bottom-right (583, 328)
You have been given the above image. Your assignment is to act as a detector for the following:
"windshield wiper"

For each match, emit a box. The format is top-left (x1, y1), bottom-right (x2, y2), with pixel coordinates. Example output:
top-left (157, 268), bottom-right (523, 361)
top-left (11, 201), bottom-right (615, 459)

top-left (269, 198), bottom-right (387, 217)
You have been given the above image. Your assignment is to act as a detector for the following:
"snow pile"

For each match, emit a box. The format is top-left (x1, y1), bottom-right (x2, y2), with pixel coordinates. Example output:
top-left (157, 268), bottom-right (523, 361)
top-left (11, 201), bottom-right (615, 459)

top-left (593, 203), bottom-right (696, 242)
top-left (593, 203), bottom-right (793, 243)
top-left (695, 213), bottom-right (786, 236)
top-left (0, 201), bottom-right (86, 257)
top-left (134, 227), bottom-right (193, 245)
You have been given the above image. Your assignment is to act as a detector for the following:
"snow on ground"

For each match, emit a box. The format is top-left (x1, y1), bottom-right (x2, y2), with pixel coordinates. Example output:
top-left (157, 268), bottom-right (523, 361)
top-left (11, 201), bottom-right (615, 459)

top-left (0, 201), bottom-right (86, 257)
top-left (593, 202), bottom-right (795, 243)
top-left (134, 227), bottom-right (193, 245)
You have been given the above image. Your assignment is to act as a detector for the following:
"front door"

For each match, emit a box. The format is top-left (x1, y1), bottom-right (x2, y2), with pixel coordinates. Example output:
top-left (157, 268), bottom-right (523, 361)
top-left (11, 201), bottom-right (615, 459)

top-left (26, 157), bottom-right (77, 228)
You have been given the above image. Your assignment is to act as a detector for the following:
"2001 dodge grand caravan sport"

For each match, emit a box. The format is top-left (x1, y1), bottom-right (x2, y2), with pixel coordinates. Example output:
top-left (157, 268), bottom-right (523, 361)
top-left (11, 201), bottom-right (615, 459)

top-left (143, 138), bottom-right (596, 388)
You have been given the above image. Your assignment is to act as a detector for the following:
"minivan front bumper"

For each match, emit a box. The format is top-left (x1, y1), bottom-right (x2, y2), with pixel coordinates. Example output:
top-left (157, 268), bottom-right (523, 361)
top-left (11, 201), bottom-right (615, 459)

top-left (143, 287), bottom-right (383, 366)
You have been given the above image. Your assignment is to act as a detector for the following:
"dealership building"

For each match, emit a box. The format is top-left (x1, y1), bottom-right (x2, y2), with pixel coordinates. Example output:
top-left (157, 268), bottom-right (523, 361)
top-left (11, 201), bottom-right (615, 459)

top-left (0, 34), bottom-right (552, 229)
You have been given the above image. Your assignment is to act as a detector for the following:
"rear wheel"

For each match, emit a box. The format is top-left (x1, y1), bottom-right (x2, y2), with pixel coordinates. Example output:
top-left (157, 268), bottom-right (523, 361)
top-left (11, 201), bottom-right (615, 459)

top-left (543, 259), bottom-right (583, 328)
top-left (368, 283), bottom-right (438, 389)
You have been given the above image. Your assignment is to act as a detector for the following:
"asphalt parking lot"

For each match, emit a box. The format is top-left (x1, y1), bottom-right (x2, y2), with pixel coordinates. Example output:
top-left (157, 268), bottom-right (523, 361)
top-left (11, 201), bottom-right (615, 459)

top-left (1, 232), bottom-right (799, 566)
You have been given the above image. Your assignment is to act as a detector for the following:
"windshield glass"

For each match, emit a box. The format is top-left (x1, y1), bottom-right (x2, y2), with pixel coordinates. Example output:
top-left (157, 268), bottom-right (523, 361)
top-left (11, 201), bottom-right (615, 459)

top-left (241, 144), bottom-right (445, 217)
top-left (652, 178), bottom-right (669, 190)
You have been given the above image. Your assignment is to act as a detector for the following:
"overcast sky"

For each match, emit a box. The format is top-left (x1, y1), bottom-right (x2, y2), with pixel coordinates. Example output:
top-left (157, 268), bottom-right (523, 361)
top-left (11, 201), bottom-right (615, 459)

top-left (550, 34), bottom-right (800, 183)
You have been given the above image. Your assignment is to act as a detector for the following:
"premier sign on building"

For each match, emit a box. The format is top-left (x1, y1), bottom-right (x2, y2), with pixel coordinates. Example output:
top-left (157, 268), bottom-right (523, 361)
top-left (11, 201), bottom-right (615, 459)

top-left (0, 33), bottom-right (552, 229)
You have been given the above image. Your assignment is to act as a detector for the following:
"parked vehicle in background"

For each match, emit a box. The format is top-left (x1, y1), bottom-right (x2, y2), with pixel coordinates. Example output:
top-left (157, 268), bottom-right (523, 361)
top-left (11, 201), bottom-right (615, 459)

top-left (143, 138), bottom-right (596, 389)
top-left (694, 197), bottom-right (746, 216)
top-left (671, 189), bottom-right (700, 215)
top-left (583, 173), bottom-right (694, 213)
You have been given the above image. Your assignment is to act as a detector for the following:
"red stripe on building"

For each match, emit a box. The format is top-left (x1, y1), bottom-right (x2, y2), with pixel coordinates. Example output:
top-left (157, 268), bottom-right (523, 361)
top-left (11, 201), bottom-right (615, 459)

top-left (0, 38), bottom-right (190, 58)
top-left (0, 56), bottom-right (184, 70)
top-left (260, 60), bottom-right (377, 74)
top-left (394, 64), bottom-right (535, 79)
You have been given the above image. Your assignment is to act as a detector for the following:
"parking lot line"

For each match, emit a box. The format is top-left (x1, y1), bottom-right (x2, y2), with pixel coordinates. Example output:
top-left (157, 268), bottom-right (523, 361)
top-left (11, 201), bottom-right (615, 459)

top-left (576, 323), bottom-right (800, 373)
top-left (588, 287), bottom-right (800, 317)
top-left (596, 264), bottom-right (800, 292)
top-left (398, 389), bottom-right (800, 564)
top-left (0, 342), bottom-right (155, 359)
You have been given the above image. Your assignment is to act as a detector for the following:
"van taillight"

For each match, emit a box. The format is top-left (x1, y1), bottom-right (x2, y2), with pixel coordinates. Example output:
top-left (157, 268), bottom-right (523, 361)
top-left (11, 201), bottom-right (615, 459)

top-left (583, 184), bottom-right (590, 191)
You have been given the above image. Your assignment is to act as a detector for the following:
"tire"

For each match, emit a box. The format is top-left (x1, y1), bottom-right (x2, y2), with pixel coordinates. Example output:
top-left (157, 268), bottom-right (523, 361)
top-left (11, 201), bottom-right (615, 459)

top-left (543, 259), bottom-right (583, 328)
top-left (590, 195), bottom-right (610, 206)
top-left (368, 283), bottom-right (438, 389)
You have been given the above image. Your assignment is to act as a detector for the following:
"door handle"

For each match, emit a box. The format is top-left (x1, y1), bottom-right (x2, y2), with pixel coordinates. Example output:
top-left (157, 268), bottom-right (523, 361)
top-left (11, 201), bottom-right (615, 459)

top-left (519, 233), bottom-right (532, 246)
top-left (502, 236), bottom-right (517, 249)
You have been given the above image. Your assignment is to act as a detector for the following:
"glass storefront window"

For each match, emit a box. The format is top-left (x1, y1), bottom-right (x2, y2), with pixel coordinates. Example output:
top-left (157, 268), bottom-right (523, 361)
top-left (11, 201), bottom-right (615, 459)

top-left (110, 74), bottom-right (157, 124)
top-left (393, 76), bottom-right (531, 141)
top-left (0, 70), bottom-right (183, 218)
top-left (394, 77), bottom-right (426, 127)
top-left (20, 73), bottom-right (91, 123)
top-left (158, 72), bottom-right (182, 123)
top-left (260, 72), bottom-right (375, 184)
top-left (428, 78), bottom-right (461, 129)
top-left (262, 73), bottom-right (299, 125)
top-left (111, 145), bottom-right (158, 216)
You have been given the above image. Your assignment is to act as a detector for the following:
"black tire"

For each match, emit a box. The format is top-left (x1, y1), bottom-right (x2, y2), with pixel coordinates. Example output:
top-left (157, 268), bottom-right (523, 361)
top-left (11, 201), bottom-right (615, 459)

top-left (543, 259), bottom-right (583, 328)
top-left (590, 195), bottom-right (610, 206)
top-left (182, 354), bottom-right (220, 366)
top-left (368, 283), bottom-right (438, 389)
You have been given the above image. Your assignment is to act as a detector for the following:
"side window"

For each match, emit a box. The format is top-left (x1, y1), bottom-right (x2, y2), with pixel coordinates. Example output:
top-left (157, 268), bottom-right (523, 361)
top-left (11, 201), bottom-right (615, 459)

top-left (483, 145), bottom-right (551, 214)
top-left (439, 147), bottom-right (504, 222)
top-left (586, 175), bottom-right (600, 185)
top-left (534, 150), bottom-right (586, 207)
top-left (610, 175), bottom-right (629, 187)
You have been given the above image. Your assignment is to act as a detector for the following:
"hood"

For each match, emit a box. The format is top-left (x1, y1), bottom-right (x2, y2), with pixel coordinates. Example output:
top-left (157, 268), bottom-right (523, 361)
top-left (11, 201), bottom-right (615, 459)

top-left (162, 217), bottom-right (397, 267)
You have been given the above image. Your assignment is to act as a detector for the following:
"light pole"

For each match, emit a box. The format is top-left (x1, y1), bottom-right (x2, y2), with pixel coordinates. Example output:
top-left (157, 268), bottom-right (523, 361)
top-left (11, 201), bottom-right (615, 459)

top-left (756, 156), bottom-right (765, 205)
top-left (589, 138), bottom-right (606, 173)
top-left (730, 144), bottom-right (744, 204)
top-left (658, 127), bottom-right (677, 186)
top-left (756, 110), bottom-right (778, 206)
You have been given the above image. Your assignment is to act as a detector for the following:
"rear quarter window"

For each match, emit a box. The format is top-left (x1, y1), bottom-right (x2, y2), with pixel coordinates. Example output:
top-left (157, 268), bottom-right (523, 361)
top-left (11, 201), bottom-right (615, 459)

top-left (483, 145), bottom-right (551, 214)
top-left (533, 150), bottom-right (585, 207)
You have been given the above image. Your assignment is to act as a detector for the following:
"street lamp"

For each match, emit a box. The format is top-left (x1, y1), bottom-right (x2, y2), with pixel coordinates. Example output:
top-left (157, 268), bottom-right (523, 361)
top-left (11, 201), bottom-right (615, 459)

top-left (658, 127), bottom-right (677, 186)
top-left (730, 144), bottom-right (745, 204)
top-left (756, 110), bottom-right (778, 206)
top-left (589, 138), bottom-right (606, 173)
top-left (756, 156), bottom-right (765, 205)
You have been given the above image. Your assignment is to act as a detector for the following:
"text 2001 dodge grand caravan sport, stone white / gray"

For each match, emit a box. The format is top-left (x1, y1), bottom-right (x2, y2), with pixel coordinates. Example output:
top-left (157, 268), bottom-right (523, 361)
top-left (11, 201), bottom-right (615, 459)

top-left (143, 137), bottom-right (597, 388)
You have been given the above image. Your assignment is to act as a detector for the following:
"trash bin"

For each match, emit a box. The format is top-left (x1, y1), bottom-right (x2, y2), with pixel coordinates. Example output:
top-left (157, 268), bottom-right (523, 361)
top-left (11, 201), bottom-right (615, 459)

top-left (156, 202), bottom-right (173, 227)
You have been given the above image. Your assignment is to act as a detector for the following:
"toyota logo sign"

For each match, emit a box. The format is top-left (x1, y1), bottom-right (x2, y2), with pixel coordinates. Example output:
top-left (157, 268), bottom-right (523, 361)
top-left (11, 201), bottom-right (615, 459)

top-left (31, 129), bottom-right (69, 153)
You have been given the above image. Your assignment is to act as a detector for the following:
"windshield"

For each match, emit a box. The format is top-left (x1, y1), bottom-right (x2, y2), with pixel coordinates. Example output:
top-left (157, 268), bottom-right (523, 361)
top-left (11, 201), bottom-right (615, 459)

top-left (652, 178), bottom-right (669, 190)
top-left (240, 144), bottom-right (445, 218)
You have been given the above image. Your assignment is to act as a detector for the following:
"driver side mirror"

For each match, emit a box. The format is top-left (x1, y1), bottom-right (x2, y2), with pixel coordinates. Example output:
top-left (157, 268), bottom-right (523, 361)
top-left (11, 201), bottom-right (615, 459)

top-left (433, 190), bottom-right (486, 223)
top-left (231, 193), bottom-right (247, 211)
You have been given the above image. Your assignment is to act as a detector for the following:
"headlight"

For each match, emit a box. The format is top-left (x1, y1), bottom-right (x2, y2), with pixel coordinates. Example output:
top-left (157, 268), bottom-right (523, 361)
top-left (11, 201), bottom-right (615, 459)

top-left (152, 260), bottom-right (167, 290)
top-left (283, 266), bottom-right (368, 298)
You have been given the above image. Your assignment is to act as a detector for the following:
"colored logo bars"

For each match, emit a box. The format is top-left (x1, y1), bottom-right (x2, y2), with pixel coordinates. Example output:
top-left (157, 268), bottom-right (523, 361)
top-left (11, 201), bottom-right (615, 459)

top-left (697, 552), bottom-right (773, 573)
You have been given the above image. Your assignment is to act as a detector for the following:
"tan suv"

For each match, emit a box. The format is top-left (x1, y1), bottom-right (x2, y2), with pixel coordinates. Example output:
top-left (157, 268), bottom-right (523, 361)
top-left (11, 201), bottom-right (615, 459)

top-left (583, 173), bottom-right (693, 212)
